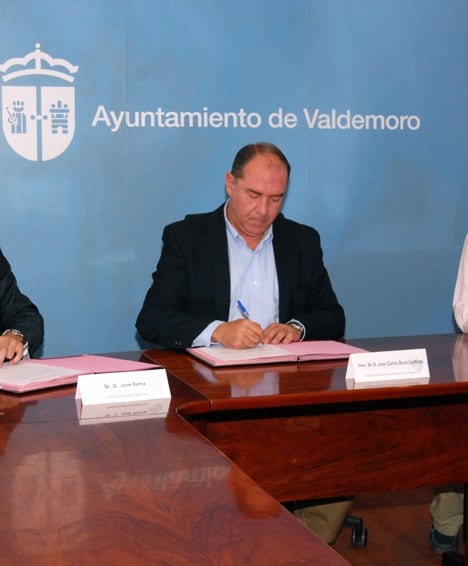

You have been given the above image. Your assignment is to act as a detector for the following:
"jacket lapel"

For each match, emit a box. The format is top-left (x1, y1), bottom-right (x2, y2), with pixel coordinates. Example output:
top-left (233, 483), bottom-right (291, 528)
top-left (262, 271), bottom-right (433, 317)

top-left (200, 205), bottom-right (231, 318)
top-left (199, 208), bottom-right (295, 322)
top-left (273, 214), bottom-right (295, 322)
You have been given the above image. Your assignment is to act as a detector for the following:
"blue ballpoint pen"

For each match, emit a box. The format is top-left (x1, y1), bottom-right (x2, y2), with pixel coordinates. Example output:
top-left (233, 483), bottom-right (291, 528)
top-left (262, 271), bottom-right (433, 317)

top-left (237, 300), bottom-right (250, 319)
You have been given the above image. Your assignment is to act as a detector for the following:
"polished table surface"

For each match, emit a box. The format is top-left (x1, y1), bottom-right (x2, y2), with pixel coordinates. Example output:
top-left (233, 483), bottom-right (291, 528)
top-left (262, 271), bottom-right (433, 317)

top-left (144, 334), bottom-right (468, 496)
top-left (0, 356), bottom-right (349, 564)
top-left (0, 333), bottom-right (466, 564)
top-left (144, 333), bottom-right (468, 563)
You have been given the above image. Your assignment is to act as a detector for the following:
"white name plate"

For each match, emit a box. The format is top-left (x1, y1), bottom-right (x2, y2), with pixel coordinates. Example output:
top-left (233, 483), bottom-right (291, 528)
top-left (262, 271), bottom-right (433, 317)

top-left (345, 348), bottom-right (430, 388)
top-left (75, 368), bottom-right (171, 408)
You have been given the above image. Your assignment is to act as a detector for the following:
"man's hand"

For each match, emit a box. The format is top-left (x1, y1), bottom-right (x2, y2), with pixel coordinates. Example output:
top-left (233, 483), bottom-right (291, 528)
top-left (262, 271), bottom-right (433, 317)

top-left (263, 322), bottom-right (302, 344)
top-left (0, 332), bottom-right (25, 365)
top-left (211, 319), bottom-right (264, 349)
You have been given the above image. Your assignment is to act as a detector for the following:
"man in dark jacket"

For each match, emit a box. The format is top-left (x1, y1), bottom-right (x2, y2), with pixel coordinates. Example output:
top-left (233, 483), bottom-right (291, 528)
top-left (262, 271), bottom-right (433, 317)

top-left (136, 142), bottom-right (350, 545)
top-left (0, 248), bottom-right (44, 363)
top-left (136, 142), bottom-right (344, 350)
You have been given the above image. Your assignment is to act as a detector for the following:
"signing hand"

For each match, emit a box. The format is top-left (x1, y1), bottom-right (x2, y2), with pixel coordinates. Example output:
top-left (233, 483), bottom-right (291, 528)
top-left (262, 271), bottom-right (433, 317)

top-left (211, 319), bottom-right (264, 349)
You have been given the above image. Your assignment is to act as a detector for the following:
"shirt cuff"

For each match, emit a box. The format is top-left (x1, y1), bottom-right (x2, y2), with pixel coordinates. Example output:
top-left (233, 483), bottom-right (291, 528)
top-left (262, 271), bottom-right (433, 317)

top-left (191, 321), bottom-right (225, 347)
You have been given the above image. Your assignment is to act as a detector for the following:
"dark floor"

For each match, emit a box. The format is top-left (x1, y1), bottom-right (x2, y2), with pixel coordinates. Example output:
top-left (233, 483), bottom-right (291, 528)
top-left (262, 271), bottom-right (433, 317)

top-left (330, 488), bottom-right (465, 565)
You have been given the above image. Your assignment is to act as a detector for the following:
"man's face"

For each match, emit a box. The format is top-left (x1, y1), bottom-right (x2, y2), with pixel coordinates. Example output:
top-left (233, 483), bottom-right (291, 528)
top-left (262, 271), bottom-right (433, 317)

top-left (225, 154), bottom-right (288, 243)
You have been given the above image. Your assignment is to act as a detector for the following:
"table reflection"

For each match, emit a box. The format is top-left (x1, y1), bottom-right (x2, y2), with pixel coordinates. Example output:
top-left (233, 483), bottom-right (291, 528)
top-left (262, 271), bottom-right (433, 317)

top-left (228, 465), bottom-right (281, 519)
top-left (194, 361), bottom-right (280, 396)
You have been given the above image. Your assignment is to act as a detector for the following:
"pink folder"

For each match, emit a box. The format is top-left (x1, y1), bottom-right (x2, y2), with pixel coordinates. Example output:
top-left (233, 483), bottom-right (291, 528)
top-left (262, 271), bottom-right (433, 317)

top-left (0, 355), bottom-right (159, 393)
top-left (187, 340), bottom-right (367, 367)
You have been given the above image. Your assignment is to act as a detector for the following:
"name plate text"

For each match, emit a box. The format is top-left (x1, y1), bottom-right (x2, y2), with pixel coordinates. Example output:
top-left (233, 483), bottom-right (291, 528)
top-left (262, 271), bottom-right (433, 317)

top-left (345, 348), bottom-right (430, 388)
top-left (75, 368), bottom-right (171, 408)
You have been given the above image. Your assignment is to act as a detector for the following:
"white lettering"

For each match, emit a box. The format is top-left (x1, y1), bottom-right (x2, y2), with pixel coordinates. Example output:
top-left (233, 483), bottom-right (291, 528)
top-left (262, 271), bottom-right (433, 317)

top-left (407, 115), bottom-right (421, 130)
top-left (268, 108), bottom-right (298, 128)
top-left (385, 115), bottom-right (399, 130)
top-left (303, 108), bottom-right (320, 128)
top-left (92, 105), bottom-right (421, 132)
top-left (366, 114), bottom-right (385, 129)
top-left (302, 108), bottom-right (421, 131)
top-left (245, 111), bottom-right (262, 128)
top-left (91, 105), bottom-right (111, 128)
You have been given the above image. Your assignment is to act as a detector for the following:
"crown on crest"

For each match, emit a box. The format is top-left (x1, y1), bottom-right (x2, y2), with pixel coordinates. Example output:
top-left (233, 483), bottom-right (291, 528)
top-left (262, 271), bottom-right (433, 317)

top-left (0, 43), bottom-right (79, 83)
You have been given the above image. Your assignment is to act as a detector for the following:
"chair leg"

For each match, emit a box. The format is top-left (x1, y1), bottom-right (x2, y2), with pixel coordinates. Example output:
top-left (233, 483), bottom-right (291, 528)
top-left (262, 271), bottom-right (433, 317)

top-left (343, 515), bottom-right (368, 547)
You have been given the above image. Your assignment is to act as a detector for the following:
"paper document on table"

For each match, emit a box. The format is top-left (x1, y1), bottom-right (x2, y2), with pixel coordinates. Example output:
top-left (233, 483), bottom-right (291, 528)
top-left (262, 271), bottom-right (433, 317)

top-left (0, 362), bottom-right (78, 393)
top-left (31, 355), bottom-right (158, 374)
top-left (200, 344), bottom-right (287, 363)
top-left (187, 340), bottom-right (367, 367)
top-left (0, 355), bottom-right (160, 394)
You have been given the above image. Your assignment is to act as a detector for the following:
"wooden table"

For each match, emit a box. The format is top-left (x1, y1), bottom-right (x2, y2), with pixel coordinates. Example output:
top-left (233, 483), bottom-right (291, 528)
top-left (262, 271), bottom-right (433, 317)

top-left (0, 357), bottom-right (347, 564)
top-left (0, 333), bottom-right (466, 564)
top-left (144, 333), bottom-right (468, 564)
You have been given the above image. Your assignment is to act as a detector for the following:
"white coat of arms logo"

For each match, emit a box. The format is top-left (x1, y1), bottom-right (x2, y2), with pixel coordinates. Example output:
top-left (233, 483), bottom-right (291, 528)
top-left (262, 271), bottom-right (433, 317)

top-left (0, 43), bottom-right (79, 161)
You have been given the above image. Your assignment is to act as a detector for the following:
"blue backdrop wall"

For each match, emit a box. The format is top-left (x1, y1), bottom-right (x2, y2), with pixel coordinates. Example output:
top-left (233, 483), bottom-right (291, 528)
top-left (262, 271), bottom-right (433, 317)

top-left (0, 1), bottom-right (466, 357)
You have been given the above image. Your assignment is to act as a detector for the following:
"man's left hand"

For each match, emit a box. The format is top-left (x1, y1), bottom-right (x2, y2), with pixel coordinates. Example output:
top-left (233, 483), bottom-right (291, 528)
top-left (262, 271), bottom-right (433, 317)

top-left (0, 332), bottom-right (25, 365)
top-left (263, 323), bottom-right (302, 344)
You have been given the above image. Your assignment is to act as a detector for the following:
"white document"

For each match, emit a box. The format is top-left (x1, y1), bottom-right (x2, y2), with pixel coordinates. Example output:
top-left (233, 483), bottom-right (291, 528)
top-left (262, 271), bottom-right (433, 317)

top-left (345, 348), bottom-right (430, 389)
top-left (0, 355), bottom-right (159, 393)
top-left (0, 362), bottom-right (79, 392)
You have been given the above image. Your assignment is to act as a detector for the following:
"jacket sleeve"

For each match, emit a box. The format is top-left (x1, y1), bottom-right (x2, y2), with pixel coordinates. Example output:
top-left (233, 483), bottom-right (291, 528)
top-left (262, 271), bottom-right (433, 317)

top-left (275, 220), bottom-right (345, 340)
top-left (0, 249), bottom-right (44, 356)
top-left (136, 214), bottom-right (229, 349)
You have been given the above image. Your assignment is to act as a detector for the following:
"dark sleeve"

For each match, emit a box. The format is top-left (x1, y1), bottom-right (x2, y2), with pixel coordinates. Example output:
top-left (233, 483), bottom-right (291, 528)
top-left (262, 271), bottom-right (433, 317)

top-left (301, 239), bottom-right (345, 340)
top-left (277, 223), bottom-right (345, 340)
top-left (0, 249), bottom-right (44, 356)
top-left (135, 221), bottom-right (220, 349)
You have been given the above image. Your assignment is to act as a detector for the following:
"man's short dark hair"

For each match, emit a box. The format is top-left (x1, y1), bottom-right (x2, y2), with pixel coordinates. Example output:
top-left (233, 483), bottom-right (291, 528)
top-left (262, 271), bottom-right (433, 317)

top-left (230, 142), bottom-right (291, 180)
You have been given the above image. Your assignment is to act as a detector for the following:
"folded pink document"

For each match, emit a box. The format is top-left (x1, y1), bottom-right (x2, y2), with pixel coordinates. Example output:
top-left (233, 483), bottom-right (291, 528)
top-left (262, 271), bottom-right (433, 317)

top-left (187, 340), bottom-right (367, 367)
top-left (0, 354), bottom-right (159, 394)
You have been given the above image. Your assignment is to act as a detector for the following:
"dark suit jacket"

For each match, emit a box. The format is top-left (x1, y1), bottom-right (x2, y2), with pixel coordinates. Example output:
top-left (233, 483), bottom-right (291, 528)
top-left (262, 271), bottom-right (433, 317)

top-left (136, 205), bottom-right (345, 348)
top-left (0, 249), bottom-right (44, 356)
